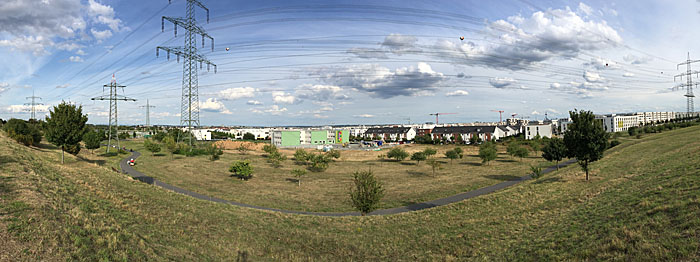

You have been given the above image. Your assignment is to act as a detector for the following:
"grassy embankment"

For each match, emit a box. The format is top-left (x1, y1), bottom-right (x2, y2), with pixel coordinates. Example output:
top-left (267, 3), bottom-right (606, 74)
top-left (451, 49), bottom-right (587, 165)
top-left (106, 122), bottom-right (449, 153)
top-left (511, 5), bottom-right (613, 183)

top-left (100, 140), bottom-right (552, 212)
top-left (0, 125), bottom-right (698, 261)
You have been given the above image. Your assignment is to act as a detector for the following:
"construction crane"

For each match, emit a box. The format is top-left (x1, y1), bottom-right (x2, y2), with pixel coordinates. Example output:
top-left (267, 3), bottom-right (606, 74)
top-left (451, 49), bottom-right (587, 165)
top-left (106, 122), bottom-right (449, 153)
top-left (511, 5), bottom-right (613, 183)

top-left (511, 113), bottom-right (518, 119)
top-left (491, 110), bottom-right (505, 123)
top-left (429, 113), bottom-right (456, 125)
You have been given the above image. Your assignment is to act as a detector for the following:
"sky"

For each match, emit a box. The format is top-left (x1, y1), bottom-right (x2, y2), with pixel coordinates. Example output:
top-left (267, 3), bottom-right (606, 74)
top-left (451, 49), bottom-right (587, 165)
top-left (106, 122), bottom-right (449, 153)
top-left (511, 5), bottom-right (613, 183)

top-left (1, 0), bottom-right (700, 126)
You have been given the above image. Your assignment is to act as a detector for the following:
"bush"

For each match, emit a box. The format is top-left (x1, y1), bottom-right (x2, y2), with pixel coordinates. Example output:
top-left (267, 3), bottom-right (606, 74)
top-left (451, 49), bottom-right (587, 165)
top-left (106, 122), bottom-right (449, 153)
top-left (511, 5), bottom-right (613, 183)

top-left (530, 165), bottom-right (543, 179)
top-left (242, 132), bottom-right (255, 140)
top-left (3, 118), bottom-right (42, 146)
top-left (627, 127), bottom-right (638, 136)
top-left (386, 147), bottom-right (408, 161)
top-left (468, 135), bottom-right (481, 145)
top-left (349, 170), bottom-right (384, 215)
top-left (206, 143), bottom-right (223, 161)
top-left (635, 134), bottom-right (642, 139)
top-left (230, 160), bottom-right (253, 180)
top-left (237, 143), bottom-right (250, 154)
top-left (83, 130), bottom-right (102, 153)
top-left (326, 149), bottom-right (341, 160)
top-left (609, 140), bottom-right (621, 148)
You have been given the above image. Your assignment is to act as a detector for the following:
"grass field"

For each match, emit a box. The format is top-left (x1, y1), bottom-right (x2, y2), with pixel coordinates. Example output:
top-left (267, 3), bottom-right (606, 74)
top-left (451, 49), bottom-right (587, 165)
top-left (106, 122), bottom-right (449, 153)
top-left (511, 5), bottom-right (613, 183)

top-left (1, 125), bottom-right (699, 261)
top-left (98, 141), bottom-right (553, 212)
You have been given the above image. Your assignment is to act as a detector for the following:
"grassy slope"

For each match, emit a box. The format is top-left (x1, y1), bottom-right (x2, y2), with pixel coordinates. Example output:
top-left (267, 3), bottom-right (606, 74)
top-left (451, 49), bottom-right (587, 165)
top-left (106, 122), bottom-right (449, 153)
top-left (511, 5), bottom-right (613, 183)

top-left (100, 141), bottom-right (551, 212)
top-left (0, 126), bottom-right (698, 261)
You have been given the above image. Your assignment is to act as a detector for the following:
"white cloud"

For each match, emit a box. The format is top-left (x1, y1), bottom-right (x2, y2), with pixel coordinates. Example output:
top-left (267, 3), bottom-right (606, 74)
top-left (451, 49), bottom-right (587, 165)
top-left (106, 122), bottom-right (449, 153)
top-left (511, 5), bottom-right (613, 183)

top-left (381, 33), bottom-right (418, 55)
top-left (246, 100), bottom-right (262, 105)
top-left (90, 28), bottom-right (112, 40)
top-left (219, 87), bottom-right (257, 100)
top-left (489, 77), bottom-right (518, 88)
top-left (87, 0), bottom-right (124, 32)
top-left (584, 57), bottom-right (618, 70)
top-left (622, 72), bottom-right (635, 77)
top-left (545, 108), bottom-right (560, 114)
top-left (296, 84), bottom-right (350, 101)
top-left (56, 83), bottom-right (70, 88)
top-left (75, 49), bottom-right (86, 55)
top-left (251, 105), bottom-right (287, 115)
top-left (5, 104), bottom-right (49, 113)
top-left (353, 114), bottom-right (375, 118)
top-left (531, 110), bottom-right (541, 115)
top-left (200, 98), bottom-right (232, 114)
top-left (272, 91), bottom-right (297, 104)
top-left (312, 62), bottom-right (446, 98)
top-left (583, 71), bottom-right (605, 83)
top-left (69, 55), bottom-right (83, 62)
top-left (446, 90), bottom-right (469, 96)
top-left (0, 82), bottom-right (9, 94)
top-left (577, 2), bottom-right (594, 16)
top-left (622, 54), bottom-right (652, 65)
top-left (313, 114), bottom-right (328, 119)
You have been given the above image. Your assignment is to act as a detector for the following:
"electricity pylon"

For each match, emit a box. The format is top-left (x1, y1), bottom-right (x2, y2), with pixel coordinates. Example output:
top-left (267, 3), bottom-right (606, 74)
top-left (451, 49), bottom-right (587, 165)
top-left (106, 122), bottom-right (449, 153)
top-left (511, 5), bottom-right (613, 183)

top-left (24, 89), bottom-right (42, 120)
top-left (140, 99), bottom-right (156, 128)
top-left (674, 52), bottom-right (699, 113)
top-left (91, 74), bottom-right (137, 153)
top-left (156, 0), bottom-right (217, 147)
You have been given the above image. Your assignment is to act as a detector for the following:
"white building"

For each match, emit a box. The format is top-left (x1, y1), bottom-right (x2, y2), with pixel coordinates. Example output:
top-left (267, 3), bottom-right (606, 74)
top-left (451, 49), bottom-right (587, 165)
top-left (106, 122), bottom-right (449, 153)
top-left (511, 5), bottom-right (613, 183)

top-left (525, 124), bottom-right (552, 140)
top-left (191, 129), bottom-right (212, 140)
top-left (229, 128), bottom-right (271, 140)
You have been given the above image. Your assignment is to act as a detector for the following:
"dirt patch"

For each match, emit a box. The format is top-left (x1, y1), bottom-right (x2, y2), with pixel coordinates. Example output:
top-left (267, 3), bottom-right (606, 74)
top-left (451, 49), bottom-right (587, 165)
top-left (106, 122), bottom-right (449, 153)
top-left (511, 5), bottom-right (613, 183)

top-left (214, 141), bottom-right (266, 152)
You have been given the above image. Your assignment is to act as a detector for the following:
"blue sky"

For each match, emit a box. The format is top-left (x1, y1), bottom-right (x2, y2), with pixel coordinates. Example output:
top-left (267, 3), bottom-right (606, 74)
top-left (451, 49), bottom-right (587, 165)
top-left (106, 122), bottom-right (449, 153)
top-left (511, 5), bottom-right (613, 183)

top-left (1, 0), bottom-right (699, 126)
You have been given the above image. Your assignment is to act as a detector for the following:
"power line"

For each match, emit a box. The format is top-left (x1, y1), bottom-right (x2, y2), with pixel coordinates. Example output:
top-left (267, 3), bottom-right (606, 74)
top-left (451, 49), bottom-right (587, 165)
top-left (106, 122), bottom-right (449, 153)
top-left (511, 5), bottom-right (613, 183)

top-left (91, 74), bottom-right (137, 153)
top-left (674, 52), bottom-right (699, 113)
top-left (24, 89), bottom-right (43, 120)
top-left (140, 99), bottom-right (156, 128)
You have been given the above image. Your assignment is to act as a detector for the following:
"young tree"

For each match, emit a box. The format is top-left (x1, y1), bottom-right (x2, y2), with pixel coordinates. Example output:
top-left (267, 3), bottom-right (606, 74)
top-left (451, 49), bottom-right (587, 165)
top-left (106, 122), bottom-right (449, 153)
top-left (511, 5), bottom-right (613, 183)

top-left (206, 143), bottom-right (223, 161)
top-left (530, 165), bottom-right (543, 179)
top-left (144, 139), bottom-right (161, 156)
top-left (263, 144), bottom-right (278, 155)
top-left (411, 151), bottom-right (427, 165)
top-left (427, 159), bottom-right (441, 176)
top-left (132, 131), bottom-right (137, 138)
top-left (469, 135), bottom-right (481, 145)
top-left (163, 136), bottom-right (177, 159)
top-left (445, 149), bottom-right (460, 164)
top-left (268, 151), bottom-right (287, 167)
top-left (237, 143), bottom-right (250, 155)
top-left (478, 142), bottom-right (497, 165)
top-left (83, 130), bottom-right (102, 153)
top-left (506, 142), bottom-right (520, 159)
top-left (118, 132), bottom-right (129, 140)
top-left (230, 160), bottom-right (253, 180)
top-left (44, 102), bottom-right (88, 164)
top-left (530, 139), bottom-right (542, 155)
top-left (386, 147), bottom-right (409, 161)
top-left (627, 126), bottom-right (638, 136)
top-left (294, 149), bottom-right (310, 164)
top-left (423, 147), bottom-right (437, 158)
top-left (309, 153), bottom-right (331, 172)
top-left (349, 170), bottom-right (384, 215)
top-left (326, 149), bottom-right (341, 160)
top-left (291, 169), bottom-right (307, 186)
top-left (542, 138), bottom-right (566, 169)
top-left (563, 109), bottom-right (609, 181)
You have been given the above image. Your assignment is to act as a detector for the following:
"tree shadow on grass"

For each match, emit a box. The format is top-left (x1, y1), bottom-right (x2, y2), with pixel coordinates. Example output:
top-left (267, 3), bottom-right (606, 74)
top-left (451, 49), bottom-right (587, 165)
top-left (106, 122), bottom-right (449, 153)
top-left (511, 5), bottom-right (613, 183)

top-left (153, 153), bottom-right (166, 157)
top-left (76, 156), bottom-right (106, 166)
top-left (534, 177), bottom-right (562, 184)
top-left (400, 162), bottom-right (417, 166)
top-left (285, 178), bottom-right (300, 184)
top-left (461, 162), bottom-right (482, 166)
top-left (406, 170), bottom-right (428, 176)
top-left (496, 159), bottom-right (518, 163)
top-left (0, 176), bottom-right (15, 194)
top-left (485, 175), bottom-right (521, 181)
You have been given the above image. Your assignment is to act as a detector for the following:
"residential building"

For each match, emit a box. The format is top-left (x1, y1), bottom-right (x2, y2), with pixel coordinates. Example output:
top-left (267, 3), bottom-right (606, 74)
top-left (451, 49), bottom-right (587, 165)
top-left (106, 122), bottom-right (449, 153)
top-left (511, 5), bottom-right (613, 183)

top-left (364, 126), bottom-right (416, 141)
top-left (524, 124), bottom-right (552, 140)
top-left (431, 126), bottom-right (508, 142)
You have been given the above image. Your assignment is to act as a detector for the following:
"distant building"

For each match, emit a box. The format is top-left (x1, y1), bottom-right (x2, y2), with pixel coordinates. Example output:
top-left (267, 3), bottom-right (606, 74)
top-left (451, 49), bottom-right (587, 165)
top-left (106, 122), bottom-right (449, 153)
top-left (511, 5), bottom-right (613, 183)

top-left (271, 129), bottom-right (349, 147)
top-left (364, 126), bottom-right (416, 141)
top-left (431, 126), bottom-right (508, 142)
top-left (525, 124), bottom-right (552, 140)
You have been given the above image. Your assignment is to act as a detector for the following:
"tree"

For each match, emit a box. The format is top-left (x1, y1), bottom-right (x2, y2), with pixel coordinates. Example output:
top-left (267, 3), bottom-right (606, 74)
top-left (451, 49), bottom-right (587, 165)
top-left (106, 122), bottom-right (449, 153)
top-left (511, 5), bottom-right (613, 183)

top-left (267, 151), bottom-right (287, 167)
top-left (445, 150), bottom-right (460, 164)
top-left (454, 134), bottom-right (464, 144)
top-left (411, 151), bottom-right (427, 164)
top-left (3, 118), bottom-right (42, 147)
top-left (44, 102), bottom-right (88, 164)
top-left (242, 132), bottom-right (255, 140)
top-left (414, 134), bottom-right (433, 144)
top-left (478, 142), bottom-right (497, 165)
top-left (153, 132), bottom-right (167, 142)
top-left (529, 139), bottom-right (542, 155)
top-left (427, 159), bottom-right (441, 176)
top-left (563, 109), bottom-right (609, 181)
top-left (423, 148), bottom-right (437, 158)
top-left (294, 149), bottom-right (310, 164)
top-left (118, 132), bottom-right (129, 140)
top-left (530, 165), bottom-right (543, 179)
top-left (627, 126), bottom-right (638, 136)
top-left (237, 143), bottom-right (250, 155)
top-left (144, 139), bottom-right (161, 156)
top-left (349, 170), bottom-right (384, 215)
top-left (326, 149), bottom-right (341, 160)
top-left (230, 160), bottom-right (253, 180)
top-left (83, 130), bottom-right (102, 153)
top-left (309, 153), bottom-right (331, 172)
top-left (453, 147), bottom-right (463, 158)
top-left (506, 142), bottom-right (520, 159)
top-left (206, 143), bottom-right (223, 161)
top-left (386, 147), bottom-right (408, 161)
top-left (263, 144), bottom-right (277, 155)
top-left (541, 138), bottom-right (566, 169)
top-left (132, 131), bottom-right (137, 138)
top-left (291, 169), bottom-right (307, 186)
top-left (163, 136), bottom-right (177, 159)
top-left (469, 135), bottom-right (481, 145)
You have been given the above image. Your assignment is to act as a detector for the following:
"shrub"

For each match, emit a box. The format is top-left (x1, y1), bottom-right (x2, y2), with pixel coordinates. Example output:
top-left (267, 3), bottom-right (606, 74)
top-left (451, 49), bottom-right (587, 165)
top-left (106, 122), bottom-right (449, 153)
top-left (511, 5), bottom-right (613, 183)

top-left (530, 165), bottom-right (543, 179)
top-left (263, 144), bottom-right (278, 155)
top-left (230, 160), bottom-right (253, 180)
top-left (144, 139), bottom-right (161, 156)
top-left (627, 127), bottom-right (638, 136)
top-left (453, 147), bottom-right (463, 156)
top-left (206, 143), bottom-right (223, 161)
top-left (83, 130), bottom-right (102, 153)
top-left (469, 135), bottom-right (481, 145)
top-left (609, 140), bottom-right (621, 148)
top-left (3, 118), bottom-right (42, 147)
top-left (635, 134), bottom-right (642, 139)
top-left (349, 170), bottom-right (384, 215)
top-left (542, 138), bottom-right (566, 169)
top-left (386, 147), bottom-right (408, 161)
top-left (242, 132), bottom-right (255, 140)
top-left (326, 149), bottom-right (341, 160)
top-left (237, 143), bottom-right (250, 155)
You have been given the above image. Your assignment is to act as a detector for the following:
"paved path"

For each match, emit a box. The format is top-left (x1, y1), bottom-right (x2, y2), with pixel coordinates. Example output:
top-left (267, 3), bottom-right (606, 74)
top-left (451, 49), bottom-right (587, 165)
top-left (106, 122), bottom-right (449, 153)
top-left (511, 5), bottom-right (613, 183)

top-left (120, 152), bottom-right (576, 216)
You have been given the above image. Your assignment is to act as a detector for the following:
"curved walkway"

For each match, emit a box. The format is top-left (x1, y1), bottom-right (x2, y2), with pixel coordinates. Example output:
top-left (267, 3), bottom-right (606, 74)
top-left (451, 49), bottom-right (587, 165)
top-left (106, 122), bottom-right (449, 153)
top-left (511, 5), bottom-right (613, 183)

top-left (120, 151), bottom-right (576, 216)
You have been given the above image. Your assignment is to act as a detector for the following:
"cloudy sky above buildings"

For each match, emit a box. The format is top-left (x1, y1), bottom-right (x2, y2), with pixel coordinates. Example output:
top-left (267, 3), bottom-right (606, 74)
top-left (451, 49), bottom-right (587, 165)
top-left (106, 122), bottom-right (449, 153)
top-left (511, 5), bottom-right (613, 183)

top-left (0, 0), bottom-right (698, 126)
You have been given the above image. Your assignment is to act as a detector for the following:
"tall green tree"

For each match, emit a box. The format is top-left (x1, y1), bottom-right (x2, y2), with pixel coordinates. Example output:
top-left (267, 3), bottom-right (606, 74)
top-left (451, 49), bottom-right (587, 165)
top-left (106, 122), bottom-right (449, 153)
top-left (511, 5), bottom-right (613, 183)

top-left (563, 109), bottom-right (609, 180)
top-left (478, 142), bottom-right (498, 165)
top-left (386, 147), bottom-right (408, 161)
top-left (349, 170), bottom-right (385, 216)
top-left (44, 102), bottom-right (88, 164)
top-left (144, 139), bottom-right (161, 156)
top-left (83, 130), bottom-right (102, 153)
top-left (411, 151), bottom-right (427, 165)
top-left (542, 137), bottom-right (566, 170)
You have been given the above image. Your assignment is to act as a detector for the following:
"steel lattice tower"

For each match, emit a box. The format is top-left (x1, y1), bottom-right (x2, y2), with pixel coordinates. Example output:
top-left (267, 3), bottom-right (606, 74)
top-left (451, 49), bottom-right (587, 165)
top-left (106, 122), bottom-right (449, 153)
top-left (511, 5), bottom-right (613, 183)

top-left (156, 0), bottom-right (216, 147)
top-left (674, 52), bottom-right (699, 113)
top-left (92, 74), bottom-right (136, 153)
top-left (24, 90), bottom-right (42, 120)
top-left (140, 99), bottom-right (156, 128)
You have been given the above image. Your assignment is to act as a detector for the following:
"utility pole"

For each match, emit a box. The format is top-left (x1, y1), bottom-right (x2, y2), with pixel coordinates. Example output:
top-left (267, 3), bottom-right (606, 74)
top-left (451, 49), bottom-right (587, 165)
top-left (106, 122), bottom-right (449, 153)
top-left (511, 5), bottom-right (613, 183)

top-left (91, 74), bottom-right (136, 153)
top-left (156, 0), bottom-right (217, 148)
top-left (24, 90), bottom-right (42, 120)
top-left (674, 52), bottom-right (699, 114)
top-left (140, 99), bottom-right (156, 128)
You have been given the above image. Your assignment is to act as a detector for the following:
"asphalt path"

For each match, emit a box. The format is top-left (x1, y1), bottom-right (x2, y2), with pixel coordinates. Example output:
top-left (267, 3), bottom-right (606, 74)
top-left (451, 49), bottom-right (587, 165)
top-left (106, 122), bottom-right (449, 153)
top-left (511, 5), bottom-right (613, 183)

top-left (119, 151), bottom-right (576, 216)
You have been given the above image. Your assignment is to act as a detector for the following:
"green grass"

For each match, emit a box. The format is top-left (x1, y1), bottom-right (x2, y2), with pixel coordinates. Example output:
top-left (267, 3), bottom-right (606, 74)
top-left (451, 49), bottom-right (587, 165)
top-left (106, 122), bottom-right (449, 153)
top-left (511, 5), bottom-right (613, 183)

top-left (101, 140), bottom-right (553, 212)
top-left (0, 125), bottom-right (699, 260)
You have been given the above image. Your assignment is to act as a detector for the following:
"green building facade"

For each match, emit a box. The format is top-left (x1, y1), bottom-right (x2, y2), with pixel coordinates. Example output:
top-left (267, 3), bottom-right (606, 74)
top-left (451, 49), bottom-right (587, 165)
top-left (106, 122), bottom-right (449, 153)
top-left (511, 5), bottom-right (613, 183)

top-left (311, 130), bottom-right (328, 145)
top-left (280, 131), bottom-right (301, 147)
